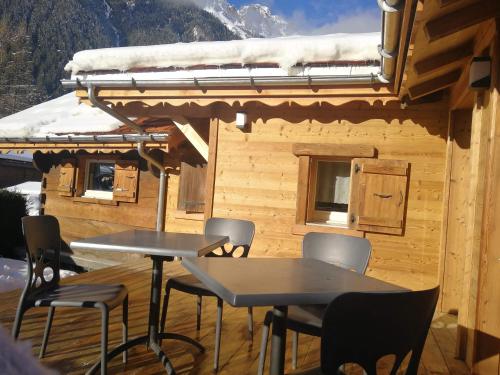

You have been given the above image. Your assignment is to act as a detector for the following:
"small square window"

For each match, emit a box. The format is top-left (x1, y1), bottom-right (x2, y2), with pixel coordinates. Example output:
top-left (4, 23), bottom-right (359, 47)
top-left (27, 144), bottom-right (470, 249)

top-left (83, 160), bottom-right (115, 200)
top-left (307, 160), bottom-right (351, 227)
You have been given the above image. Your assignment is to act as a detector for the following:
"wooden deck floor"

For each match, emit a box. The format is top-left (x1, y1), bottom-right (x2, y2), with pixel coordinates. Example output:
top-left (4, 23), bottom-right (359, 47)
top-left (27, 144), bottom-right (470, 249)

top-left (0, 260), bottom-right (470, 375)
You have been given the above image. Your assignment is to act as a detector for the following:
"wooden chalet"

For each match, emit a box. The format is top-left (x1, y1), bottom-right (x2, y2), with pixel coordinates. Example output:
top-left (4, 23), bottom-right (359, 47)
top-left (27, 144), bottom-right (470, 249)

top-left (0, 0), bottom-right (499, 373)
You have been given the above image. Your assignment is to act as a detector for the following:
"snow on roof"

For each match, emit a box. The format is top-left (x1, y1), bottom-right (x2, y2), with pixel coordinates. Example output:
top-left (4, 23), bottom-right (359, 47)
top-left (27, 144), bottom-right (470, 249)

top-left (74, 64), bottom-right (379, 82)
top-left (0, 93), bottom-right (122, 138)
top-left (65, 32), bottom-right (381, 75)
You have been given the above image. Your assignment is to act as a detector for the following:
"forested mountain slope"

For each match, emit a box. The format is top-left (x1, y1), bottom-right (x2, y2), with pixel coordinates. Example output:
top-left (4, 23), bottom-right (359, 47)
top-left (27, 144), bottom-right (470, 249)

top-left (0, 0), bottom-right (237, 117)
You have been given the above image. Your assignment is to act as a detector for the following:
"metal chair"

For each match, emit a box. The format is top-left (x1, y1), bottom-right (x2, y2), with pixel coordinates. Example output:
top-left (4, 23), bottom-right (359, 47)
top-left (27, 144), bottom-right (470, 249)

top-left (159, 217), bottom-right (256, 371)
top-left (292, 287), bottom-right (440, 375)
top-left (258, 232), bottom-right (372, 374)
top-left (11, 216), bottom-right (128, 375)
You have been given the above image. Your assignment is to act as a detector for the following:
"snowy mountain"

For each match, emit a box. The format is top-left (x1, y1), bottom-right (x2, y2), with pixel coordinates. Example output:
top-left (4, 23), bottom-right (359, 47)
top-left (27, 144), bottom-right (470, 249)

top-left (192, 0), bottom-right (288, 38)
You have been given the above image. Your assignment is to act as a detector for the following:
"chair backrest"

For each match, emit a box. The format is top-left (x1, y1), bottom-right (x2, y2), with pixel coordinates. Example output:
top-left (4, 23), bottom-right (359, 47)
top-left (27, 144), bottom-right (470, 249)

top-left (204, 217), bottom-right (255, 258)
top-left (321, 287), bottom-right (440, 375)
top-left (302, 232), bottom-right (371, 274)
top-left (21, 215), bottom-right (61, 294)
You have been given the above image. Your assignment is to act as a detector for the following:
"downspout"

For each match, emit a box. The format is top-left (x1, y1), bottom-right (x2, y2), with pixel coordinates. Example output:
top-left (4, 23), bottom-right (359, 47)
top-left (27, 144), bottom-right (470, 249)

top-left (378, 0), bottom-right (403, 83)
top-left (88, 85), bottom-right (166, 232)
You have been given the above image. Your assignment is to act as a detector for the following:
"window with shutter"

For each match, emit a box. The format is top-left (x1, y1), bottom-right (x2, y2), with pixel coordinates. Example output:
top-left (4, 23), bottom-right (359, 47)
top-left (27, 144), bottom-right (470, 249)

top-left (113, 160), bottom-right (139, 203)
top-left (348, 158), bottom-right (409, 235)
top-left (178, 162), bottom-right (207, 213)
top-left (57, 159), bottom-right (76, 197)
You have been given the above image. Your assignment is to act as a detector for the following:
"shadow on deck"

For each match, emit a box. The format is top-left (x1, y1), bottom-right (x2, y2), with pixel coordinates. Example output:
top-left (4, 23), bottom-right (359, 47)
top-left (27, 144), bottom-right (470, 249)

top-left (0, 260), bottom-right (470, 375)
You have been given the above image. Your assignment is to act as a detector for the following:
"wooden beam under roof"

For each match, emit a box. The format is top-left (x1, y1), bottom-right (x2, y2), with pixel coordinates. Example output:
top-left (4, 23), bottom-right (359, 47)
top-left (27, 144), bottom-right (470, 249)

top-left (414, 40), bottom-right (474, 75)
top-left (425, 1), bottom-right (500, 42)
top-left (171, 116), bottom-right (209, 161)
top-left (449, 19), bottom-right (496, 109)
top-left (408, 69), bottom-right (462, 99)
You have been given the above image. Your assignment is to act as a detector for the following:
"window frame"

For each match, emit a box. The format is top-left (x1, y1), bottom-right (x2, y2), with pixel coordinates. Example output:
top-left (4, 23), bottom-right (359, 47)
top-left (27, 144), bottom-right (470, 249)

top-left (306, 157), bottom-right (352, 228)
top-left (292, 143), bottom-right (376, 236)
top-left (57, 154), bottom-right (140, 205)
top-left (82, 158), bottom-right (116, 200)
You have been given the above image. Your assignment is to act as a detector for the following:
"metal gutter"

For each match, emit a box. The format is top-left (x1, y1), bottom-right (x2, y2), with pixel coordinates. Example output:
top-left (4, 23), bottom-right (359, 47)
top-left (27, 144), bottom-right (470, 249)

top-left (61, 74), bottom-right (380, 90)
top-left (378, 0), bottom-right (403, 82)
top-left (0, 134), bottom-right (168, 144)
top-left (87, 85), bottom-right (167, 232)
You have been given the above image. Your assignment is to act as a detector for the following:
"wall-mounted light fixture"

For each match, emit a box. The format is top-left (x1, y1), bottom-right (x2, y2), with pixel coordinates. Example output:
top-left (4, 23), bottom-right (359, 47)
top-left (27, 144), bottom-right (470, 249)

top-left (236, 112), bottom-right (248, 130)
top-left (469, 56), bottom-right (491, 90)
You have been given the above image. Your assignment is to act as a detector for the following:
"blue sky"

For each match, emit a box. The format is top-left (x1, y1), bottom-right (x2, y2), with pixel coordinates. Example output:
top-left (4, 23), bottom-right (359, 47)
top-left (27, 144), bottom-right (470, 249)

top-left (231, 0), bottom-right (381, 34)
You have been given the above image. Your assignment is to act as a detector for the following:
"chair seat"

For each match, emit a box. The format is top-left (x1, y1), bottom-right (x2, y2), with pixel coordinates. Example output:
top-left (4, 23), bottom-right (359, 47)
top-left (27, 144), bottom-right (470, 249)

top-left (167, 274), bottom-right (217, 297)
top-left (32, 284), bottom-right (128, 309)
top-left (287, 304), bottom-right (327, 336)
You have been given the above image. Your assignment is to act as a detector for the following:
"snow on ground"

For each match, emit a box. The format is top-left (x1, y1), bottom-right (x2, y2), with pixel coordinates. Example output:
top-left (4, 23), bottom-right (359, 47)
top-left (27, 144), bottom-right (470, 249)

top-left (4, 181), bottom-right (42, 216)
top-left (0, 257), bottom-right (76, 293)
top-left (65, 32), bottom-right (381, 75)
top-left (0, 93), bottom-right (122, 138)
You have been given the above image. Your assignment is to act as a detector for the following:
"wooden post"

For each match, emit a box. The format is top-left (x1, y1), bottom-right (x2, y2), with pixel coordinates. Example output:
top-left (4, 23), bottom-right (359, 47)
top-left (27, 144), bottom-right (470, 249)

top-left (204, 117), bottom-right (219, 220)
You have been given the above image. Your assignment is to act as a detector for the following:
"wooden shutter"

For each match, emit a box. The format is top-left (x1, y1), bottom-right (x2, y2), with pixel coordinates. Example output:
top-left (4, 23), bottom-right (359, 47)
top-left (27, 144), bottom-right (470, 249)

top-left (178, 162), bottom-right (207, 213)
top-left (348, 158), bottom-right (409, 235)
top-left (57, 159), bottom-right (76, 197)
top-left (113, 160), bottom-right (139, 203)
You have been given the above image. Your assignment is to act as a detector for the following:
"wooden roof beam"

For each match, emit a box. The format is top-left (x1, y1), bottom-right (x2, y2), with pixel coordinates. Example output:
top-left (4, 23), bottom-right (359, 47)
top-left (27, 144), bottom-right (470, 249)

top-left (449, 19), bottom-right (496, 109)
top-left (171, 116), bottom-right (209, 161)
top-left (414, 40), bottom-right (474, 75)
top-left (425, 1), bottom-right (500, 42)
top-left (408, 69), bottom-right (462, 99)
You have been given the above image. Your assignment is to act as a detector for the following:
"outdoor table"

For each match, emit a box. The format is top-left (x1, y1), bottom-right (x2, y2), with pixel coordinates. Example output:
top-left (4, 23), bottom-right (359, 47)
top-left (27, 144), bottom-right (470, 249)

top-left (70, 229), bottom-right (228, 375)
top-left (182, 257), bottom-right (406, 375)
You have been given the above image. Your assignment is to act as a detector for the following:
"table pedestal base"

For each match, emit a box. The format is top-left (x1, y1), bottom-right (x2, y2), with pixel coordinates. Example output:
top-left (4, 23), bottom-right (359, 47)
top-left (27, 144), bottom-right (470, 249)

top-left (86, 332), bottom-right (205, 375)
top-left (87, 256), bottom-right (204, 375)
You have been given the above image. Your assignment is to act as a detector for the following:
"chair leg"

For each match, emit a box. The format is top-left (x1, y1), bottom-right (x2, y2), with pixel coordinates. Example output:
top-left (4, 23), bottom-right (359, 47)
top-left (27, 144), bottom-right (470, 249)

top-left (39, 306), bottom-right (55, 359)
top-left (257, 311), bottom-right (273, 375)
top-left (197, 295), bottom-right (203, 331)
top-left (159, 284), bottom-right (171, 345)
top-left (247, 306), bottom-right (254, 337)
top-left (291, 331), bottom-right (299, 370)
top-left (122, 295), bottom-right (128, 364)
top-left (11, 303), bottom-right (26, 339)
top-left (100, 305), bottom-right (109, 375)
top-left (214, 297), bottom-right (223, 372)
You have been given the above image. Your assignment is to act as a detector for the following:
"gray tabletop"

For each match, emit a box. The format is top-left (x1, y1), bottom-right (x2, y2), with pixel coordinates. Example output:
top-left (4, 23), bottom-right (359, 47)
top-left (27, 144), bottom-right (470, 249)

top-left (182, 257), bottom-right (407, 307)
top-left (70, 230), bottom-right (228, 258)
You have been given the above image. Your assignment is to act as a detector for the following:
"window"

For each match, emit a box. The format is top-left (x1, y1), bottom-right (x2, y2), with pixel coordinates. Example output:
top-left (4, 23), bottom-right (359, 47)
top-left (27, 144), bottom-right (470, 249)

top-left (293, 143), bottom-right (409, 235)
top-left (83, 160), bottom-right (115, 200)
top-left (308, 160), bottom-right (351, 227)
top-left (57, 157), bottom-right (139, 203)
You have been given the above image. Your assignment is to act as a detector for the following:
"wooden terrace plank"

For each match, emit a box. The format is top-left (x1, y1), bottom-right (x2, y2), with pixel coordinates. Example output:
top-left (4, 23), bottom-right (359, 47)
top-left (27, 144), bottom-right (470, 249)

top-left (0, 260), bottom-right (467, 374)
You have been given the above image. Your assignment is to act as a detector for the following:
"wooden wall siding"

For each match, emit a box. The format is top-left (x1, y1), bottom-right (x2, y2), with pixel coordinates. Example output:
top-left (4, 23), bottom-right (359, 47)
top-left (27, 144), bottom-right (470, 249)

top-left (440, 110), bottom-right (471, 314)
top-left (472, 31), bottom-right (500, 374)
top-left (457, 89), bottom-right (497, 365)
top-left (208, 102), bottom-right (449, 290)
top-left (43, 160), bottom-right (159, 266)
top-left (164, 172), bottom-right (205, 234)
